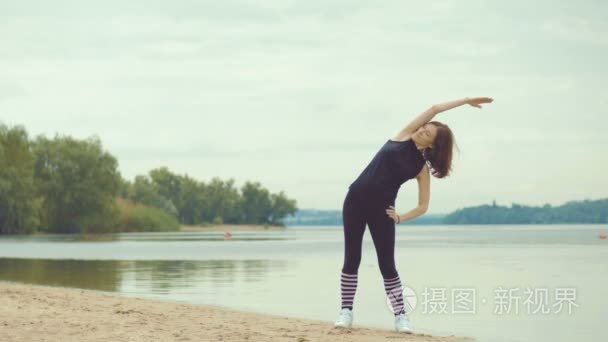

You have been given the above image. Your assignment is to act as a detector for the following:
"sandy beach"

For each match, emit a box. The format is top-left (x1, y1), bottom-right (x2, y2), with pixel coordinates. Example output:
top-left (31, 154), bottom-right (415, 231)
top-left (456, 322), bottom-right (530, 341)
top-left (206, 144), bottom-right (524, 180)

top-left (0, 281), bottom-right (473, 342)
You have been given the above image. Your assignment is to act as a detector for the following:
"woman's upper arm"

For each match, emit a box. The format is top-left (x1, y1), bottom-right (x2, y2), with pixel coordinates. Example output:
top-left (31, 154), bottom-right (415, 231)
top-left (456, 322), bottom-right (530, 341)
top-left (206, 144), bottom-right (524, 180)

top-left (394, 106), bottom-right (437, 140)
top-left (416, 164), bottom-right (430, 212)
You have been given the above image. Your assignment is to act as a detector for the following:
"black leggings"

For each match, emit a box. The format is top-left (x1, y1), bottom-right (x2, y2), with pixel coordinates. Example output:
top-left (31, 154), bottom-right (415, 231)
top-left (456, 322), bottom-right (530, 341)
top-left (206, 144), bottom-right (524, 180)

top-left (340, 188), bottom-right (399, 279)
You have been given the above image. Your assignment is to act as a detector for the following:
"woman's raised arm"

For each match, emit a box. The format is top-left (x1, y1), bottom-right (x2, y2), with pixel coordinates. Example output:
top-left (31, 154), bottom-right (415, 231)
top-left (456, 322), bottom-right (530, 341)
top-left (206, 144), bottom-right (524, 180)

top-left (395, 97), bottom-right (494, 138)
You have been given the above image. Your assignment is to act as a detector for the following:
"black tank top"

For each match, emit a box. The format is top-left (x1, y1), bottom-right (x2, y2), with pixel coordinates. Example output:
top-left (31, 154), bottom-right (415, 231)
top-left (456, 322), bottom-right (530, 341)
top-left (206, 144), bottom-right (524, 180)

top-left (349, 139), bottom-right (426, 200)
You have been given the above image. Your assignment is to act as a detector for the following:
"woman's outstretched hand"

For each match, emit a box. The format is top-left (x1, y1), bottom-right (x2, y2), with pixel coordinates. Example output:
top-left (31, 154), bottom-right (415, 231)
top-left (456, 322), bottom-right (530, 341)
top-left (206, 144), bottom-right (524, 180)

top-left (466, 97), bottom-right (494, 108)
top-left (386, 205), bottom-right (399, 224)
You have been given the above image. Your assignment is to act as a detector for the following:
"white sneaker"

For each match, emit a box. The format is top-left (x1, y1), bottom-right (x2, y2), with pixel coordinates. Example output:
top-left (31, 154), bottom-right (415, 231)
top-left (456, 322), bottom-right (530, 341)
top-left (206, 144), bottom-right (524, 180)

top-left (334, 308), bottom-right (353, 328)
top-left (394, 312), bottom-right (413, 334)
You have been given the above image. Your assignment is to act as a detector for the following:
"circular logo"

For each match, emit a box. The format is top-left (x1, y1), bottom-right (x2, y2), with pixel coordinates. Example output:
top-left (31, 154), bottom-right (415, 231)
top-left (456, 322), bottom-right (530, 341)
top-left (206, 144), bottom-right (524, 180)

top-left (385, 284), bottom-right (417, 314)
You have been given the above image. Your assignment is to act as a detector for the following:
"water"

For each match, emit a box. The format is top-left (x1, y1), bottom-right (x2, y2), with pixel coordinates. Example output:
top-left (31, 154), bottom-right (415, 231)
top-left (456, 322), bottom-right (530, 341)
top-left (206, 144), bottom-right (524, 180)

top-left (1, 225), bottom-right (607, 342)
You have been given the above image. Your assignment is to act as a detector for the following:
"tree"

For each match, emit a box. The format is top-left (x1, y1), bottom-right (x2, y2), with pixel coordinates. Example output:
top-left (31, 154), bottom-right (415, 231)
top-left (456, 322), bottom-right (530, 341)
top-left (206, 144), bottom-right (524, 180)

top-left (0, 124), bottom-right (38, 234)
top-left (32, 134), bottom-right (121, 233)
top-left (240, 181), bottom-right (272, 224)
top-left (149, 167), bottom-right (184, 221)
top-left (203, 177), bottom-right (242, 224)
top-left (269, 191), bottom-right (297, 225)
top-left (127, 175), bottom-right (177, 217)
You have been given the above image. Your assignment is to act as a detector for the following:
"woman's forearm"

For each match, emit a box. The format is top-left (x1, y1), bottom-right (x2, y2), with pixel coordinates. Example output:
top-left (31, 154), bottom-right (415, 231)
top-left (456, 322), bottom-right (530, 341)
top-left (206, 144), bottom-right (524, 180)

top-left (431, 97), bottom-right (469, 115)
top-left (397, 206), bottom-right (426, 224)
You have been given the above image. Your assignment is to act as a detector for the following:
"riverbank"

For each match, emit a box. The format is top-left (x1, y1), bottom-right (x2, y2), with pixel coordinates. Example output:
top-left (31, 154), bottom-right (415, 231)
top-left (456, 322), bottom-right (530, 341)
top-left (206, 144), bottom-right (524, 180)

top-left (180, 224), bottom-right (287, 232)
top-left (0, 281), bottom-right (473, 342)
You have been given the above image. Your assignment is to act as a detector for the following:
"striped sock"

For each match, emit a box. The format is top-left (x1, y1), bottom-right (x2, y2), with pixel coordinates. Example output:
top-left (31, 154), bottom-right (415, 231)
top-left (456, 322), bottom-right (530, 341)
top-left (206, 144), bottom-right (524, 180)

top-left (340, 272), bottom-right (358, 310)
top-left (384, 275), bottom-right (406, 316)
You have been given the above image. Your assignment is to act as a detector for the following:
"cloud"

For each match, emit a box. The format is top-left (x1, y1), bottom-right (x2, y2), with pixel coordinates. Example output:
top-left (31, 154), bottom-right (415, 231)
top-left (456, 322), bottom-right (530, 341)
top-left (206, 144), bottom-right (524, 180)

top-left (541, 15), bottom-right (608, 46)
top-left (0, 1), bottom-right (606, 212)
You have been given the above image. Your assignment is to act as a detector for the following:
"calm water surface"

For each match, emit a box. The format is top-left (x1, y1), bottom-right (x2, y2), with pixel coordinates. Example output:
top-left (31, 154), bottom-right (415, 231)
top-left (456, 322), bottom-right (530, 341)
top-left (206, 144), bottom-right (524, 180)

top-left (1, 225), bottom-right (607, 342)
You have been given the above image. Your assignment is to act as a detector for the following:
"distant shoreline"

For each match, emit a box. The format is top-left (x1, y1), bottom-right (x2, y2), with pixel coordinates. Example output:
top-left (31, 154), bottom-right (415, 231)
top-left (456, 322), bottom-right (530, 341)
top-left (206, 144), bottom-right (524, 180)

top-left (179, 224), bottom-right (287, 232)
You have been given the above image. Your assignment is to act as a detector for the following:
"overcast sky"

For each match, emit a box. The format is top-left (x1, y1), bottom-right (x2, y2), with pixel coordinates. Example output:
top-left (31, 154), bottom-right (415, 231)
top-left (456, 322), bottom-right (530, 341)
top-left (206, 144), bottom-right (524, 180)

top-left (1, 0), bottom-right (606, 213)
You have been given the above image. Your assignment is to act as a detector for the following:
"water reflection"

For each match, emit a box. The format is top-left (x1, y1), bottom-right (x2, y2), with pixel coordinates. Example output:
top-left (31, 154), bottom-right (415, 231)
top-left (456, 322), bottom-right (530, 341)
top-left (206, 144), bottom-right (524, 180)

top-left (3, 232), bottom-right (291, 243)
top-left (0, 258), bottom-right (122, 291)
top-left (0, 258), bottom-right (288, 295)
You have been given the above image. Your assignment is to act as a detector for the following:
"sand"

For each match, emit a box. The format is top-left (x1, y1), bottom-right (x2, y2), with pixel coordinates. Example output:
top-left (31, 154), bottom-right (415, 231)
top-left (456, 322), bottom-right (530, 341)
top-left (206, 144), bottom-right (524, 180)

top-left (0, 281), bottom-right (474, 342)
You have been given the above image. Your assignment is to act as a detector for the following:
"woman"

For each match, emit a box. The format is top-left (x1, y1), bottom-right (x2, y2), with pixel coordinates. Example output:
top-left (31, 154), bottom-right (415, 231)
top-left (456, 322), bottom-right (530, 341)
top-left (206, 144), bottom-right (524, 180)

top-left (334, 96), bottom-right (494, 333)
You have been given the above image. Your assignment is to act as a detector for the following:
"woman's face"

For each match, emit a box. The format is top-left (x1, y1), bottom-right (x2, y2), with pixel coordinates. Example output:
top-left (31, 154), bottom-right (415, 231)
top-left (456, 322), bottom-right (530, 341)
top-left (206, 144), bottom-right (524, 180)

top-left (414, 124), bottom-right (438, 147)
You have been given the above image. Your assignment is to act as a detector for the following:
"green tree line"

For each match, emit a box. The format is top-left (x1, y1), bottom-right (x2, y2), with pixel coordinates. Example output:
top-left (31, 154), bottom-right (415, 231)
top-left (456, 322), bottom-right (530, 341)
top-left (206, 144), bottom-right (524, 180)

top-left (0, 123), bottom-right (298, 234)
top-left (444, 199), bottom-right (608, 224)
